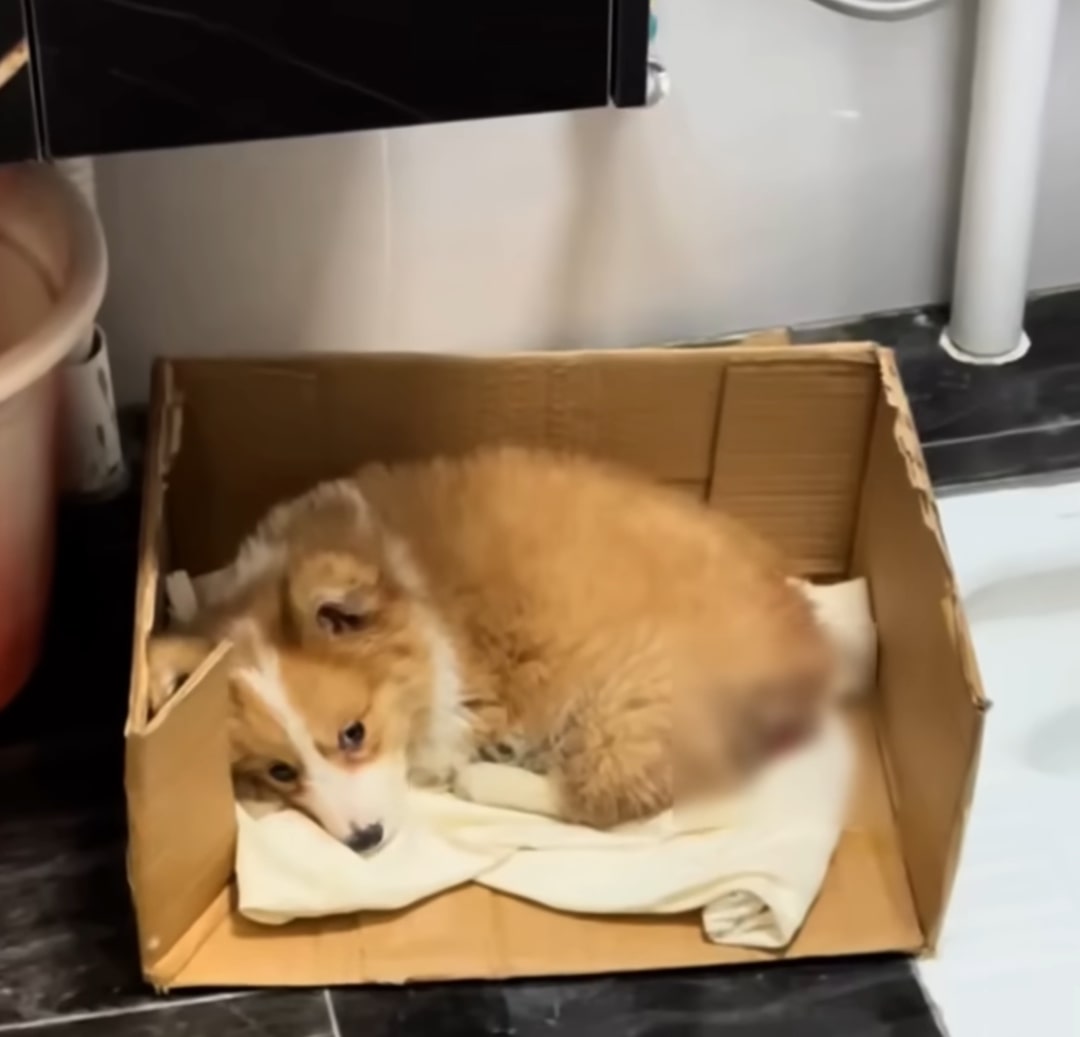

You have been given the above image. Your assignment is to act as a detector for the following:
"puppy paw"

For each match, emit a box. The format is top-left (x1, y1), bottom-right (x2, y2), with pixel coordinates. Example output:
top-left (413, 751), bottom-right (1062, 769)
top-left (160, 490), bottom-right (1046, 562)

top-left (453, 763), bottom-right (561, 818)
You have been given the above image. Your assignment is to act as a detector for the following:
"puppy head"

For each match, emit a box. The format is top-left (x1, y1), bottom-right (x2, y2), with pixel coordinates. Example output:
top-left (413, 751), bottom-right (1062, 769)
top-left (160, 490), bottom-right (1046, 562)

top-left (147, 541), bottom-right (436, 851)
top-left (226, 619), bottom-right (423, 852)
top-left (246, 535), bottom-right (438, 843)
top-left (282, 542), bottom-right (433, 693)
top-left (284, 546), bottom-right (394, 645)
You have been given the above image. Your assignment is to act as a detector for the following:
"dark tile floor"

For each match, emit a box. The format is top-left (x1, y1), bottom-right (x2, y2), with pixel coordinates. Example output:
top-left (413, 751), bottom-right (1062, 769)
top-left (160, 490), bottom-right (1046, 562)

top-left (12, 299), bottom-right (1065, 1036)
top-left (21, 993), bottom-right (331, 1036)
top-left (0, 741), bottom-right (140, 1025)
top-left (796, 286), bottom-right (1080, 488)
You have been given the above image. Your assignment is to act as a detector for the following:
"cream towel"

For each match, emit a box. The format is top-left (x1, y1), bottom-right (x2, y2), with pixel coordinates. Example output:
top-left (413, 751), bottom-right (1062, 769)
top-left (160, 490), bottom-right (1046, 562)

top-left (165, 571), bottom-right (873, 949)
top-left (236, 713), bottom-right (854, 948)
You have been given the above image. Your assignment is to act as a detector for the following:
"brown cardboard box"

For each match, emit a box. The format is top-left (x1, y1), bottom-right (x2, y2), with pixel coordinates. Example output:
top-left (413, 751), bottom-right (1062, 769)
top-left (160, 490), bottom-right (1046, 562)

top-left (124, 342), bottom-right (986, 990)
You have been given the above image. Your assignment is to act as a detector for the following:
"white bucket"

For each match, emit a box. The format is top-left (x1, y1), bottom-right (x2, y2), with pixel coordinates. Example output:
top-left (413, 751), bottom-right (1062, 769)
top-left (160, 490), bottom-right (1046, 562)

top-left (0, 165), bottom-right (107, 710)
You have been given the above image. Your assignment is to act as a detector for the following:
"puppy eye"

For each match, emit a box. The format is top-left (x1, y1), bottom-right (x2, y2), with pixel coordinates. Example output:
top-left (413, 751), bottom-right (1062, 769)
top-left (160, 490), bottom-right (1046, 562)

top-left (267, 762), bottom-right (299, 784)
top-left (338, 722), bottom-right (366, 751)
top-left (316, 603), bottom-right (366, 636)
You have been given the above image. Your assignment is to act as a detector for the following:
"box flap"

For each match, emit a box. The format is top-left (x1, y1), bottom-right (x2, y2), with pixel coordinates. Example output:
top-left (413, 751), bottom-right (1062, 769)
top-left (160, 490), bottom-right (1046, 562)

top-left (164, 346), bottom-right (880, 576)
top-left (165, 351), bottom-right (731, 574)
top-left (126, 644), bottom-right (237, 974)
top-left (852, 351), bottom-right (986, 948)
top-left (149, 708), bottom-right (921, 989)
top-left (126, 363), bottom-right (181, 734)
top-left (709, 359), bottom-right (877, 575)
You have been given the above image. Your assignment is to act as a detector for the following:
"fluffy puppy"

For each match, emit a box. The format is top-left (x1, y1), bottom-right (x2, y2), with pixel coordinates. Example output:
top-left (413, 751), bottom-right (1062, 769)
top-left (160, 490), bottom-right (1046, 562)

top-left (148, 447), bottom-right (839, 852)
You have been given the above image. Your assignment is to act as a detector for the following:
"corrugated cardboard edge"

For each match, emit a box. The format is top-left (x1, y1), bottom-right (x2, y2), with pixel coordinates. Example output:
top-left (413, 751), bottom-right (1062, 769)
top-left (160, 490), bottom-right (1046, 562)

top-left (874, 348), bottom-right (988, 953)
top-left (708, 348), bottom-right (879, 575)
top-left (167, 342), bottom-right (878, 373)
top-left (875, 349), bottom-right (987, 711)
top-left (126, 359), bottom-right (238, 986)
top-left (124, 359), bottom-right (173, 967)
top-left (126, 360), bottom-right (181, 737)
top-left (736, 328), bottom-right (793, 348)
top-left (147, 888), bottom-right (234, 991)
top-left (126, 652), bottom-right (237, 983)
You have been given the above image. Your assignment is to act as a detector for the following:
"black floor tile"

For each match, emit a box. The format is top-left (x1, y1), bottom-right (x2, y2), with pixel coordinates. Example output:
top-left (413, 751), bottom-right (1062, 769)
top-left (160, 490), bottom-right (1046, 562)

top-left (331, 983), bottom-right (514, 1036)
top-left (924, 422), bottom-right (1080, 489)
top-left (502, 963), bottom-right (942, 1037)
top-left (794, 287), bottom-right (1080, 488)
top-left (0, 738), bottom-right (146, 1024)
top-left (331, 961), bottom-right (942, 1037)
top-left (1, 991), bottom-right (332, 1036)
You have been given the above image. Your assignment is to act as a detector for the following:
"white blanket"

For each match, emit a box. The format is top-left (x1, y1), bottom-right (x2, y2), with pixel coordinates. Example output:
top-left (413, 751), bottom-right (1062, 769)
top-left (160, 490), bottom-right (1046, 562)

top-left (237, 711), bottom-right (855, 948)
top-left (167, 570), bottom-right (873, 950)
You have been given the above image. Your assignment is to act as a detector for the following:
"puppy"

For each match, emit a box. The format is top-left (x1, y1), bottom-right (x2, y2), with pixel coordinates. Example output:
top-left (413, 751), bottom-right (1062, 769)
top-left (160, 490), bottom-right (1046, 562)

top-left (148, 447), bottom-right (839, 851)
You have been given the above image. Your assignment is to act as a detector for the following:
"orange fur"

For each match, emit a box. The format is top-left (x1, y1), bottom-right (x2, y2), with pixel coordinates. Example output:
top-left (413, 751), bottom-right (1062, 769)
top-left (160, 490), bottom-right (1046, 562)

top-left (149, 447), bottom-right (836, 841)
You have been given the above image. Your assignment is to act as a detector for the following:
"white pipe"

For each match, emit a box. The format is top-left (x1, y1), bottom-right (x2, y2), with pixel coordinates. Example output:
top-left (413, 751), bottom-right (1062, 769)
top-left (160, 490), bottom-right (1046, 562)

top-left (941, 0), bottom-right (1061, 365)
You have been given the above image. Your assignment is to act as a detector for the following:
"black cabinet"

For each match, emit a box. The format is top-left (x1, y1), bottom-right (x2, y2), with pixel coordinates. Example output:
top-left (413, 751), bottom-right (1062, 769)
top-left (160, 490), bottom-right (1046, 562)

top-left (0, 2), bottom-right (37, 162)
top-left (18, 0), bottom-right (647, 159)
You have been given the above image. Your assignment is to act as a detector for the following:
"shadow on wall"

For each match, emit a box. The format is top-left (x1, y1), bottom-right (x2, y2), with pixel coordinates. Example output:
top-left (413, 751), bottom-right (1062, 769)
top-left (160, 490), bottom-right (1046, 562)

top-left (95, 132), bottom-right (379, 400)
top-left (93, 0), bottom-right (999, 405)
top-left (95, 99), bottom-right (734, 404)
top-left (96, 0), bottom-right (1080, 405)
top-left (543, 105), bottom-right (730, 354)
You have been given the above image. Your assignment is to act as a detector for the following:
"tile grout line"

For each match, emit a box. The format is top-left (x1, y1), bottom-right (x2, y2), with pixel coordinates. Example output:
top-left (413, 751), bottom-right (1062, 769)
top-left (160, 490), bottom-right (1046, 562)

top-left (0, 993), bottom-right (253, 1034)
top-left (324, 990), bottom-right (343, 1037)
top-left (925, 417), bottom-right (1080, 449)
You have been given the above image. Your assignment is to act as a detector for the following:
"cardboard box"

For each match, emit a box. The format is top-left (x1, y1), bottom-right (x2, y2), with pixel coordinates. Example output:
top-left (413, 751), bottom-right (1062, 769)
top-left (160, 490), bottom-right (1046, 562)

top-left (124, 343), bottom-right (986, 990)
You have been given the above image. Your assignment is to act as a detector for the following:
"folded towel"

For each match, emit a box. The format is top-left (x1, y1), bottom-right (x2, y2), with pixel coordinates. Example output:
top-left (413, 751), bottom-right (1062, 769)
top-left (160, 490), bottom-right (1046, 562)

top-left (236, 712), bottom-right (854, 948)
top-left (165, 571), bottom-right (873, 949)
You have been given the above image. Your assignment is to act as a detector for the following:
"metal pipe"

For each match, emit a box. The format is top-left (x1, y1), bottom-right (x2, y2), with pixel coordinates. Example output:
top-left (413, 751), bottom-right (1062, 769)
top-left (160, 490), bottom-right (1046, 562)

top-left (941, 0), bottom-right (1061, 365)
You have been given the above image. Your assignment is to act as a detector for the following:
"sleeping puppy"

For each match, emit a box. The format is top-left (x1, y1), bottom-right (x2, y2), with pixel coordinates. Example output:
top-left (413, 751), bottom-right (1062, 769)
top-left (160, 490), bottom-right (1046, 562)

top-left (148, 446), bottom-right (846, 853)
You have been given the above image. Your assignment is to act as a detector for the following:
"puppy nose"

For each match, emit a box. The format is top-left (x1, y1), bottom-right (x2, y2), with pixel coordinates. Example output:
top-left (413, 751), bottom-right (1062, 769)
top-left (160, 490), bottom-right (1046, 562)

top-left (345, 823), bottom-right (384, 853)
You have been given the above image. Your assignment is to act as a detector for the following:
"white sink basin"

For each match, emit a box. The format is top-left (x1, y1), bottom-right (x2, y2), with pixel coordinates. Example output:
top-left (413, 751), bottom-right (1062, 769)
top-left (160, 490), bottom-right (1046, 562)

top-left (919, 482), bottom-right (1080, 1036)
top-left (1025, 703), bottom-right (1080, 779)
top-left (962, 562), bottom-right (1080, 780)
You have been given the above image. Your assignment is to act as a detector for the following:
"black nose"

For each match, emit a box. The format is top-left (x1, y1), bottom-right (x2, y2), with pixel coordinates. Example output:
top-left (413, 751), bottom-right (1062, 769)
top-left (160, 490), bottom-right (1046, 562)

top-left (345, 823), bottom-right (384, 853)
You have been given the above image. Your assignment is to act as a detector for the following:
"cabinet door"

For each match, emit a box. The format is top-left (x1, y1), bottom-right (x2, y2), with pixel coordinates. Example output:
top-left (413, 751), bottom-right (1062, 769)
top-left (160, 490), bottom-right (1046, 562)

top-left (30, 0), bottom-right (619, 157)
top-left (0, 2), bottom-right (38, 162)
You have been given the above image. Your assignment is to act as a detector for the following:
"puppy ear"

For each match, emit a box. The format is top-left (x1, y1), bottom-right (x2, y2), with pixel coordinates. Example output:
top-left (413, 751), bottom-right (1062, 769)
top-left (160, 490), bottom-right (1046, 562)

top-left (145, 634), bottom-right (212, 714)
top-left (286, 549), bottom-right (386, 641)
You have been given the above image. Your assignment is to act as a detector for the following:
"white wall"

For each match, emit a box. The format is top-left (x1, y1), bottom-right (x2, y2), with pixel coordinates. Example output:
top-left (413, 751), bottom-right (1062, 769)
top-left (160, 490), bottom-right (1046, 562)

top-left (95, 0), bottom-right (1080, 403)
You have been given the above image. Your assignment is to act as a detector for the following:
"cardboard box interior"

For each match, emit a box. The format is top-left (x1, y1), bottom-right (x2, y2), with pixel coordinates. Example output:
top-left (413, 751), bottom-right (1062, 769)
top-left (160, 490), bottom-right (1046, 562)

top-left (124, 344), bottom-right (986, 990)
